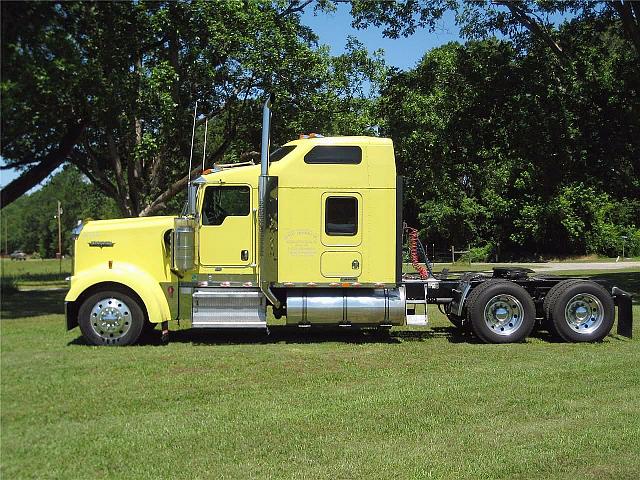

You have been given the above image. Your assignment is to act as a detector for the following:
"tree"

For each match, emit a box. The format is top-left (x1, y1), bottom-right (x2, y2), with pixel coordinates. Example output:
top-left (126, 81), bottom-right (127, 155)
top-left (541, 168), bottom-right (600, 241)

top-left (2, 1), bottom-right (385, 216)
top-left (2, 166), bottom-right (119, 257)
top-left (379, 15), bottom-right (639, 258)
top-left (342, 0), bottom-right (640, 65)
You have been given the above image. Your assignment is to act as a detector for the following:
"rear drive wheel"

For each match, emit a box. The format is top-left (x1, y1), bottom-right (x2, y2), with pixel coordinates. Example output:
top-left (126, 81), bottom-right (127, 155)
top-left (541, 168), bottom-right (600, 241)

top-left (78, 289), bottom-right (145, 346)
top-left (549, 281), bottom-right (614, 342)
top-left (465, 280), bottom-right (535, 343)
top-left (542, 279), bottom-right (583, 335)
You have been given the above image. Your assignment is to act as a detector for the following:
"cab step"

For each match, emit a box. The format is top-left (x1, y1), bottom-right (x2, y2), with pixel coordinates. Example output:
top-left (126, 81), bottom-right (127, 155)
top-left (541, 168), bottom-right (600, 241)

top-left (191, 288), bottom-right (267, 329)
top-left (405, 283), bottom-right (429, 326)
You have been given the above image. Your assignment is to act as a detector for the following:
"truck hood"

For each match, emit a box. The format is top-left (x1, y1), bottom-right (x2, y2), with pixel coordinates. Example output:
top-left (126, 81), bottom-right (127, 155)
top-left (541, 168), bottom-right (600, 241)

top-left (81, 215), bottom-right (175, 235)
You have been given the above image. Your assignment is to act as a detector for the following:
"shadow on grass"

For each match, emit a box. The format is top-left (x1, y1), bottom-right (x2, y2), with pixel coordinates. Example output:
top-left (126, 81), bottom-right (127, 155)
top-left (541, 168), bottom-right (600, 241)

top-left (12, 272), bottom-right (70, 283)
top-left (68, 324), bottom-right (476, 347)
top-left (1, 289), bottom-right (66, 319)
top-left (585, 271), bottom-right (640, 303)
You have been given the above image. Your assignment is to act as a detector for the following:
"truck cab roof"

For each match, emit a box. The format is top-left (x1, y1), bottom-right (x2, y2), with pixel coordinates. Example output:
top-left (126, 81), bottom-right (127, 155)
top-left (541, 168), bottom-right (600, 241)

top-left (200, 135), bottom-right (396, 189)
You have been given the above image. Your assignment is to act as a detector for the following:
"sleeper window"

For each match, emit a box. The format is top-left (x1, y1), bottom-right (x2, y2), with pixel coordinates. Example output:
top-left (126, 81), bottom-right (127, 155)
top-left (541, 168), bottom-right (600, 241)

top-left (325, 197), bottom-right (358, 236)
top-left (305, 146), bottom-right (362, 164)
top-left (202, 186), bottom-right (250, 226)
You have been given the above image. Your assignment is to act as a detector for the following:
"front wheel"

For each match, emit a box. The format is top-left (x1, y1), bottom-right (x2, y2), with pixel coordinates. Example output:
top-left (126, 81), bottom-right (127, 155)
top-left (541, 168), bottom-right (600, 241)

top-left (465, 280), bottom-right (536, 343)
top-left (78, 289), bottom-right (145, 346)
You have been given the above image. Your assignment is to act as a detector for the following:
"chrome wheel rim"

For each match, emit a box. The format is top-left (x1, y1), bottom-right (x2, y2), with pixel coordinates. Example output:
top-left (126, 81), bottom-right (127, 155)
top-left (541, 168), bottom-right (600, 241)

top-left (89, 297), bottom-right (132, 343)
top-left (484, 294), bottom-right (524, 336)
top-left (564, 294), bottom-right (603, 334)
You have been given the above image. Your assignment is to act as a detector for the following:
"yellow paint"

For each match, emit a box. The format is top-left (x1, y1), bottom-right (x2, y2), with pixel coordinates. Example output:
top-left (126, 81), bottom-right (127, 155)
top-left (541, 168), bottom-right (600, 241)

top-left (320, 192), bottom-right (363, 247)
top-left (66, 262), bottom-right (172, 323)
top-left (67, 136), bottom-right (399, 324)
top-left (321, 251), bottom-right (362, 278)
top-left (65, 216), bottom-right (174, 323)
top-left (263, 136), bottom-right (397, 284)
top-left (199, 184), bottom-right (255, 267)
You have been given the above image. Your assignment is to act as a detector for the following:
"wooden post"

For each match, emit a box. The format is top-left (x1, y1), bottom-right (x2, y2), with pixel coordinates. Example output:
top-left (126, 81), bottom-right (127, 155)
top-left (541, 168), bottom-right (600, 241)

top-left (57, 200), bottom-right (62, 273)
top-left (451, 245), bottom-right (455, 263)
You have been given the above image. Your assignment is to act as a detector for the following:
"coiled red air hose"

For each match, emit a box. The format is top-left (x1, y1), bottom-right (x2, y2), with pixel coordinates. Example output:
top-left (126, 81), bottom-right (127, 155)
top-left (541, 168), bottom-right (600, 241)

top-left (406, 227), bottom-right (429, 279)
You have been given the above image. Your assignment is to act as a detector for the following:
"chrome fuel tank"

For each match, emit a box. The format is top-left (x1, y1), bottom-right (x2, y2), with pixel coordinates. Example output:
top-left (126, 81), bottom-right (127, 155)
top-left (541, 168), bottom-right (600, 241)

top-left (286, 288), bottom-right (405, 326)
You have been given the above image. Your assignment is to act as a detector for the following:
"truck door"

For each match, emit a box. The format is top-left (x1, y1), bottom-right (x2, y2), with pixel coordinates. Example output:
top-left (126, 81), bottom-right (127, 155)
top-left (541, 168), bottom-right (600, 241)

top-left (199, 185), bottom-right (254, 267)
top-left (320, 192), bottom-right (363, 279)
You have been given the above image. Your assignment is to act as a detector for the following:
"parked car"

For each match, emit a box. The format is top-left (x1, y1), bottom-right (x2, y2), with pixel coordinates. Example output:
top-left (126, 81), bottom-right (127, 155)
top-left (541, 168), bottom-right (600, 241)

top-left (10, 251), bottom-right (27, 261)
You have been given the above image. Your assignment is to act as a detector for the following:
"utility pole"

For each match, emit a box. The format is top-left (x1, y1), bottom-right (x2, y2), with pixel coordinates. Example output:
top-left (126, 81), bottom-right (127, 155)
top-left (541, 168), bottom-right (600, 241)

top-left (56, 200), bottom-right (63, 273)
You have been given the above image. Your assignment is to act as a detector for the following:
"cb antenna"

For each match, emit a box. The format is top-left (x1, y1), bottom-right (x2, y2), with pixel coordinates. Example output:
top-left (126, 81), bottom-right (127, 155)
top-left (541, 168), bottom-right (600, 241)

top-left (187, 100), bottom-right (198, 183)
top-left (202, 118), bottom-right (208, 171)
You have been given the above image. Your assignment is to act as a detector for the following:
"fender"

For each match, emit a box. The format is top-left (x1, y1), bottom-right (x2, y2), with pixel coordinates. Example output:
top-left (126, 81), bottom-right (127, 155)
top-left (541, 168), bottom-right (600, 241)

top-left (65, 262), bottom-right (172, 326)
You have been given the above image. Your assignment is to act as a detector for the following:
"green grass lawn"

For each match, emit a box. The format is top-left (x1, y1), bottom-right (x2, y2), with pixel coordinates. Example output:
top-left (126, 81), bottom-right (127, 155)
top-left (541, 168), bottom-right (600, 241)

top-left (1, 265), bottom-right (639, 479)
top-left (1, 258), bottom-right (72, 288)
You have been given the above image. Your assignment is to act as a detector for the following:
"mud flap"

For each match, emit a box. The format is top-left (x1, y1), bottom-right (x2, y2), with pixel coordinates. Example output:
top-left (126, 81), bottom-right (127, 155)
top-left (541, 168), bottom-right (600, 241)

top-left (612, 287), bottom-right (633, 338)
top-left (65, 301), bottom-right (79, 330)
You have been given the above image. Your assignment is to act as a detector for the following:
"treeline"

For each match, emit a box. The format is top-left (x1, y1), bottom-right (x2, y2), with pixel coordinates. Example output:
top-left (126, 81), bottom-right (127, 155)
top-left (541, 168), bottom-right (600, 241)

top-left (1, 167), bottom-right (118, 257)
top-left (2, 1), bottom-right (639, 259)
top-left (384, 17), bottom-right (640, 259)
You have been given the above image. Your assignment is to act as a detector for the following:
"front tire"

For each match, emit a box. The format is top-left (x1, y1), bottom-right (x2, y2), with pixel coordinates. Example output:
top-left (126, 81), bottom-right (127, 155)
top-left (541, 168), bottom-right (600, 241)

top-left (465, 280), bottom-right (536, 343)
top-left (548, 281), bottom-right (614, 342)
top-left (78, 289), bottom-right (145, 346)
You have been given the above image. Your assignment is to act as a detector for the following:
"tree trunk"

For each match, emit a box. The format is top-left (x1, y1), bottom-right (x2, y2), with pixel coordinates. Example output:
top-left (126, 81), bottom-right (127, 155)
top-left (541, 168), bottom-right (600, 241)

top-left (498, 1), bottom-right (572, 68)
top-left (613, 0), bottom-right (640, 58)
top-left (1, 121), bottom-right (86, 208)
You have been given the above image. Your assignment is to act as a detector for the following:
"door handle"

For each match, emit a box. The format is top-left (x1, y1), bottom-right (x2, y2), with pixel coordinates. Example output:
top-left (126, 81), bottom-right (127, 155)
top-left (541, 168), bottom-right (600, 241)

top-left (241, 250), bottom-right (249, 261)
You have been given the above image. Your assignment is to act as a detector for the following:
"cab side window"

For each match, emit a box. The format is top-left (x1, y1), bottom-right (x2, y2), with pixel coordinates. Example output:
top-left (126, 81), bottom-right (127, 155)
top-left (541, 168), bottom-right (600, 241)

top-left (202, 186), bottom-right (250, 226)
top-left (325, 196), bottom-right (358, 235)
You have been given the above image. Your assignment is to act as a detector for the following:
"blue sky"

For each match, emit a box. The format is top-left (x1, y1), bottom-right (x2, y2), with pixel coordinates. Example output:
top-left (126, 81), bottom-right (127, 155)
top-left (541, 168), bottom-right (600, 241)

top-left (1, 5), bottom-right (461, 191)
top-left (301, 3), bottom-right (461, 70)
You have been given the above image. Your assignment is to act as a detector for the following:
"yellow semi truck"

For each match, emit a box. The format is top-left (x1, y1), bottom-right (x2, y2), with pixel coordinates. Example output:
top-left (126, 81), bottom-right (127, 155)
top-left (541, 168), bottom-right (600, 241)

top-left (65, 98), bottom-right (633, 345)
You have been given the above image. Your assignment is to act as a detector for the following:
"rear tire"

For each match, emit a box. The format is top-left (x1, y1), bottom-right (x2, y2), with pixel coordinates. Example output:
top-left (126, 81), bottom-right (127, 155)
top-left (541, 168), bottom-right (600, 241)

top-left (548, 281), bottom-right (614, 342)
top-left (78, 288), bottom-right (145, 346)
top-left (465, 280), bottom-right (535, 343)
top-left (543, 279), bottom-right (582, 335)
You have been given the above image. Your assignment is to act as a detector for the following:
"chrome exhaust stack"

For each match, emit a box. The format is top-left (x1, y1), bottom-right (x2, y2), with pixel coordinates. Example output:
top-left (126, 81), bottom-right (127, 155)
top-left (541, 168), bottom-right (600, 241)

top-left (260, 94), bottom-right (273, 177)
top-left (258, 94), bottom-right (280, 308)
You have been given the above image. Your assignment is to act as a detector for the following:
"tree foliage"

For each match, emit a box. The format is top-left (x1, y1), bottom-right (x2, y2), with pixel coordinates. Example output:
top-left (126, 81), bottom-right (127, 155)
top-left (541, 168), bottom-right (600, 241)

top-left (345, 0), bottom-right (640, 65)
top-left (1, 166), bottom-right (119, 258)
top-left (380, 15), bottom-right (640, 258)
top-left (1, 1), bottom-right (385, 216)
top-left (2, 1), bottom-right (638, 259)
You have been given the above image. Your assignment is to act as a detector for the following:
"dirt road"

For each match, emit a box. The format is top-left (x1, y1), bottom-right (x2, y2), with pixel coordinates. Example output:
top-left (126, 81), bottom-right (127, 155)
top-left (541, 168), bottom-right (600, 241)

top-left (509, 261), bottom-right (640, 272)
